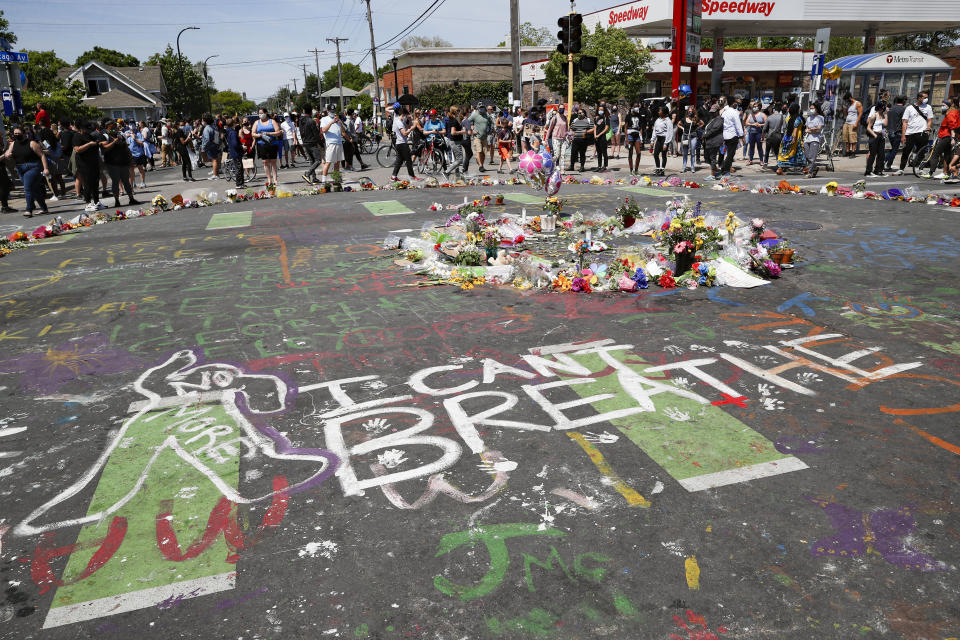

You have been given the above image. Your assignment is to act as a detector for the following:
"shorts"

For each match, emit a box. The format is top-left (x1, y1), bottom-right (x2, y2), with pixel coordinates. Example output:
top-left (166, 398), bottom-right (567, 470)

top-left (257, 142), bottom-right (278, 160)
top-left (627, 131), bottom-right (641, 143)
top-left (203, 145), bottom-right (219, 160)
top-left (842, 123), bottom-right (858, 143)
top-left (471, 137), bottom-right (484, 155)
top-left (132, 155), bottom-right (148, 166)
top-left (325, 143), bottom-right (344, 163)
top-left (497, 141), bottom-right (512, 160)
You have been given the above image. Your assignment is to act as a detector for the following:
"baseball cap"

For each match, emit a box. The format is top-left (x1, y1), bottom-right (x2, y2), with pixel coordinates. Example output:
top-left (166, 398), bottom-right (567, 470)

top-left (393, 102), bottom-right (401, 110)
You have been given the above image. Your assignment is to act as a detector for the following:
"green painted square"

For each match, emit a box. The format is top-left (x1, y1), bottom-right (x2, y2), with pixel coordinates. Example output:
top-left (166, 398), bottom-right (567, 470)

top-left (502, 193), bottom-right (544, 204)
top-left (617, 186), bottom-right (682, 197)
top-left (363, 200), bottom-right (414, 216)
top-left (206, 211), bottom-right (253, 230)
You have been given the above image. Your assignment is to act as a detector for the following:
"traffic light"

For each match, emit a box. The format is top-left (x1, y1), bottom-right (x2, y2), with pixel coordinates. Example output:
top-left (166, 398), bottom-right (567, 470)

top-left (557, 13), bottom-right (583, 55)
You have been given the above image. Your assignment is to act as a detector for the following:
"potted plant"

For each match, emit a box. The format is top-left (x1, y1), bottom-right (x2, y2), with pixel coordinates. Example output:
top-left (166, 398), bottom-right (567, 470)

top-left (652, 201), bottom-right (722, 276)
top-left (495, 193), bottom-right (505, 205)
top-left (453, 244), bottom-right (484, 267)
top-left (769, 240), bottom-right (796, 265)
top-left (482, 228), bottom-right (501, 261)
top-left (614, 196), bottom-right (642, 229)
top-left (330, 170), bottom-right (343, 192)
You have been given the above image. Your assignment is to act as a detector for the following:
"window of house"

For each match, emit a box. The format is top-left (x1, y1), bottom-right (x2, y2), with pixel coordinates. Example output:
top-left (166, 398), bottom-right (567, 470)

top-left (112, 110), bottom-right (123, 120)
top-left (402, 85), bottom-right (409, 95)
top-left (87, 78), bottom-right (110, 96)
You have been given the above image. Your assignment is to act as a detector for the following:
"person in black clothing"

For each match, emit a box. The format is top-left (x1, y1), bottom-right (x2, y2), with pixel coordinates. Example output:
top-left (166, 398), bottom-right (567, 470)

top-left (568, 109), bottom-right (592, 172)
top-left (3, 124), bottom-right (51, 217)
top-left (592, 106), bottom-right (610, 171)
top-left (223, 117), bottom-right (245, 188)
top-left (884, 96), bottom-right (906, 172)
top-left (100, 120), bottom-right (141, 208)
top-left (298, 107), bottom-right (324, 184)
top-left (73, 122), bottom-right (104, 210)
top-left (0, 126), bottom-right (16, 213)
top-left (176, 121), bottom-right (194, 182)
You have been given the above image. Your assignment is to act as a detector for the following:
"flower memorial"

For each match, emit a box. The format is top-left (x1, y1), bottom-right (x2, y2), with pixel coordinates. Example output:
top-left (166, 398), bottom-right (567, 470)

top-left (389, 194), bottom-right (796, 295)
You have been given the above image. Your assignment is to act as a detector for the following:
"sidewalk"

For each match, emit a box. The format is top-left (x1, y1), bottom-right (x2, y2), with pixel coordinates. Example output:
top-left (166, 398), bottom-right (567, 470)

top-left (1, 146), bottom-right (951, 223)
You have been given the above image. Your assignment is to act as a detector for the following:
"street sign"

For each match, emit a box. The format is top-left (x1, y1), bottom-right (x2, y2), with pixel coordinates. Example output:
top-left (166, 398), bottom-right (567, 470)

top-left (373, 97), bottom-right (380, 105)
top-left (0, 51), bottom-right (29, 63)
top-left (1, 91), bottom-right (13, 117)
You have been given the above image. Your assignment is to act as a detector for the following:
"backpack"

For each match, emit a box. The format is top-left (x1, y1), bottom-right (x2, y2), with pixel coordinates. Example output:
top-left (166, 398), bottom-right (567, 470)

top-left (703, 115), bottom-right (723, 143)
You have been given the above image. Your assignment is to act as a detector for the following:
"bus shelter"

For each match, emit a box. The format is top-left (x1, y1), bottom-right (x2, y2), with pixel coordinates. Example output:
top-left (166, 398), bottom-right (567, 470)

top-left (825, 50), bottom-right (953, 108)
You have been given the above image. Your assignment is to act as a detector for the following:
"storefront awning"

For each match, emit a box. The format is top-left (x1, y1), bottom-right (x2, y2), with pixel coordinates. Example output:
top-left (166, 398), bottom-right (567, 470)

top-left (825, 50), bottom-right (952, 72)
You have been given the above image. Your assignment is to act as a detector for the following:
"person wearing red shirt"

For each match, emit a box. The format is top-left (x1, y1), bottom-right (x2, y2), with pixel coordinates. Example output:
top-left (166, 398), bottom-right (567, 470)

top-left (930, 98), bottom-right (959, 180)
top-left (34, 102), bottom-right (51, 129)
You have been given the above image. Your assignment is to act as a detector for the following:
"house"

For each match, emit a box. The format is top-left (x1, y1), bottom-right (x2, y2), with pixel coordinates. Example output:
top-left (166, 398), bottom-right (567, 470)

top-left (57, 61), bottom-right (168, 123)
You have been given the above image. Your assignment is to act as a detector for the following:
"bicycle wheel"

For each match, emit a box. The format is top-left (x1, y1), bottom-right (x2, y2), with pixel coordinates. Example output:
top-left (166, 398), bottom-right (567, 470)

top-left (376, 144), bottom-right (395, 168)
top-left (360, 136), bottom-right (376, 155)
top-left (910, 152), bottom-right (927, 177)
top-left (429, 149), bottom-right (447, 176)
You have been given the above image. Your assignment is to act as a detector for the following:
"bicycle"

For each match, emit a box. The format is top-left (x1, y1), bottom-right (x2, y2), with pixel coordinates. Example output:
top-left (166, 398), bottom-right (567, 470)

top-left (376, 139), bottom-right (396, 168)
top-left (356, 131), bottom-right (379, 155)
top-left (906, 138), bottom-right (935, 178)
top-left (415, 138), bottom-right (447, 177)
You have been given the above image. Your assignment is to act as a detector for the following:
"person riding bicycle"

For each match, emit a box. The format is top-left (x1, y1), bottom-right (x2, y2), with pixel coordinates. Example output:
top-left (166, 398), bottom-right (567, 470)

top-left (423, 110), bottom-right (446, 147)
top-left (894, 92), bottom-right (933, 175)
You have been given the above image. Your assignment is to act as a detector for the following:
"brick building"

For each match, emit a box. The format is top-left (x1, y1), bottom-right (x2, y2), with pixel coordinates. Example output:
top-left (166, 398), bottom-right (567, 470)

top-left (381, 47), bottom-right (555, 102)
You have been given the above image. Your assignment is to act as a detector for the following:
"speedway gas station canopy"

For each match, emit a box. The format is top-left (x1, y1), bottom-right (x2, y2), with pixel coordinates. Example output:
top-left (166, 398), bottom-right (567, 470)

top-left (584, 0), bottom-right (960, 37)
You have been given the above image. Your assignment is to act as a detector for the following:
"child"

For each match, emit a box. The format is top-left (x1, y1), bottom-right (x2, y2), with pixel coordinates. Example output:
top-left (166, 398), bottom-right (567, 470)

top-left (496, 123), bottom-right (514, 173)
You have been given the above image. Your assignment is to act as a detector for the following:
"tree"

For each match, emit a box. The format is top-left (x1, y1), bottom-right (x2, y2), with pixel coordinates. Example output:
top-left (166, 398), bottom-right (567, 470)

top-left (20, 50), bottom-right (68, 94)
top-left (147, 45), bottom-right (206, 118)
top-left (0, 9), bottom-right (17, 45)
top-left (321, 62), bottom-right (373, 92)
top-left (23, 82), bottom-right (100, 124)
top-left (544, 25), bottom-right (653, 105)
top-left (396, 35), bottom-right (451, 52)
top-left (497, 22), bottom-right (555, 47)
top-left (879, 30), bottom-right (960, 54)
top-left (76, 47), bottom-right (140, 68)
top-left (348, 93), bottom-right (373, 120)
top-left (416, 81), bottom-right (511, 113)
top-left (211, 90), bottom-right (256, 117)
top-left (699, 35), bottom-right (864, 62)
top-left (378, 62), bottom-right (394, 77)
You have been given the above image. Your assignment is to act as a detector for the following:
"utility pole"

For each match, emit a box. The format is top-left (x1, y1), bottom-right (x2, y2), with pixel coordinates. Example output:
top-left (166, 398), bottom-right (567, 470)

top-left (363, 0), bottom-right (381, 122)
top-left (509, 0), bottom-right (521, 109)
top-left (308, 48), bottom-right (325, 104)
top-left (326, 37), bottom-right (348, 112)
top-left (301, 64), bottom-right (309, 103)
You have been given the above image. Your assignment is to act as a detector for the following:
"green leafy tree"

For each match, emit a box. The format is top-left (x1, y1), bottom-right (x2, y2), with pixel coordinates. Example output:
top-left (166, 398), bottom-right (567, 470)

top-left (0, 9), bottom-right (17, 45)
top-left (348, 93), bottom-right (373, 120)
top-left (322, 62), bottom-right (373, 92)
top-left (302, 73), bottom-right (320, 100)
top-left (879, 30), bottom-right (960, 54)
top-left (20, 50), bottom-right (68, 93)
top-left (699, 35), bottom-right (864, 62)
top-left (147, 45), bottom-right (206, 118)
top-left (23, 82), bottom-right (100, 124)
top-left (377, 62), bottom-right (394, 77)
top-left (211, 90), bottom-right (256, 117)
top-left (544, 25), bottom-right (653, 105)
top-left (497, 22), bottom-right (555, 47)
top-left (415, 81), bottom-right (511, 112)
top-left (75, 47), bottom-right (140, 67)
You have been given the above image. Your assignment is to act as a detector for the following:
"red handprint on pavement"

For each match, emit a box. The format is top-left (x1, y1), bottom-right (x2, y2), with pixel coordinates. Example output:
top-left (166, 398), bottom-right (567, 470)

top-left (669, 609), bottom-right (728, 640)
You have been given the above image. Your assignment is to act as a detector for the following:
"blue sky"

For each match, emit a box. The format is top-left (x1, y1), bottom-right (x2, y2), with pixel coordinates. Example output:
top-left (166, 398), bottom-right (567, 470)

top-left (5, 0), bottom-right (615, 102)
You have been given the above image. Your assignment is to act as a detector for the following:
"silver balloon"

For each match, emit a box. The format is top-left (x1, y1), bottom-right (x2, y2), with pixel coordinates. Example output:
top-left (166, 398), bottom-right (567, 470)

top-left (545, 168), bottom-right (562, 196)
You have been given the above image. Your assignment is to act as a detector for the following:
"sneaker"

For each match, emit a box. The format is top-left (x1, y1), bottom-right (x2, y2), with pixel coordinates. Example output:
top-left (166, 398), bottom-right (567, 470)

top-left (412, 176), bottom-right (423, 181)
top-left (0, 206), bottom-right (16, 213)
top-left (95, 202), bottom-right (107, 210)
top-left (83, 203), bottom-right (96, 212)
top-left (890, 169), bottom-right (903, 176)
top-left (919, 172), bottom-right (931, 179)
top-left (933, 172), bottom-right (945, 179)
top-left (301, 174), bottom-right (314, 184)
top-left (865, 173), bottom-right (877, 177)
top-left (704, 175), bottom-right (716, 181)
top-left (944, 176), bottom-right (960, 184)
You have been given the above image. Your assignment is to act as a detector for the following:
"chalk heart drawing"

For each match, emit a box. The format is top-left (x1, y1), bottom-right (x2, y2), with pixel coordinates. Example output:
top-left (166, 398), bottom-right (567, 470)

top-left (15, 349), bottom-right (340, 629)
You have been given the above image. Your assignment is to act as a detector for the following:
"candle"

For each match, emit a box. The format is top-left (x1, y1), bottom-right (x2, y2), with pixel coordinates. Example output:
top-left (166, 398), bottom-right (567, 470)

top-left (521, 208), bottom-right (527, 224)
top-left (585, 229), bottom-right (592, 242)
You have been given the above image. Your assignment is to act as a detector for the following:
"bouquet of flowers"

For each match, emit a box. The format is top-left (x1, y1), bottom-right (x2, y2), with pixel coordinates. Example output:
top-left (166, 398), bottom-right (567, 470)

top-left (404, 248), bottom-right (425, 262)
top-left (652, 201), bottom-right (722, 274)
top-left (614, 196), bottom-right (642, 228)
top-left (750, 218), bottom-right (765, 244)
top-left (463, 209), bottom-right (486, 232)
top-left (527, 216), bottom-right (542, 232)
top-left (542, 197), bottom-right (564, 216)
top-left (482, 227), bottom-right (501, 249)
top-left (453, 244), bottom-right (484, 266)
top-left (152, 194), bottom-right (168, 210)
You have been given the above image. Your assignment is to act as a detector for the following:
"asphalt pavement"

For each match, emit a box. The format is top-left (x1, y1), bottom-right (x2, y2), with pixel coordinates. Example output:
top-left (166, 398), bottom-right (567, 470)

top-left (0, 170), bottom-right (958, 639)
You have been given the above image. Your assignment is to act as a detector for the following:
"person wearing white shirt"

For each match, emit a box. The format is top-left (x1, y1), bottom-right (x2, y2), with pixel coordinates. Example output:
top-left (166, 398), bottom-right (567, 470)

top-left (894, 92), bottom-right (933, 174)
top-left (651, 107), bottom-right (671, 175)
top-left (280, 112), bottom-right (298, 169)
top-left (719, 97), bottom-right (745, 176)
top-left (319, 111), bottom-right (344, 183)
top-left (159, 120), bottom-right (174, 167)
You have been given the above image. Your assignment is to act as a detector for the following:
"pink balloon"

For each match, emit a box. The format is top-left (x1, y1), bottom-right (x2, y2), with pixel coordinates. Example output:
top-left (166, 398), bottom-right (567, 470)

top-left (518, 150), bottom-right (543, 176)
top-left (545, 168), bottom-right (562, 196)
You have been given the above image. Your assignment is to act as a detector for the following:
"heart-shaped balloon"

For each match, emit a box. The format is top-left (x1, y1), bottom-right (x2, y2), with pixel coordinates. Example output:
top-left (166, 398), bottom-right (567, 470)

top-left (545, 168), bottom-right (562, 196)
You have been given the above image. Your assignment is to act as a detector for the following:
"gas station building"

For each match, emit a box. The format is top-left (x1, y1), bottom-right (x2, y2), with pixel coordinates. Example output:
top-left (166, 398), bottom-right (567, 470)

top-left (583, 0), bottom-right (960, 102)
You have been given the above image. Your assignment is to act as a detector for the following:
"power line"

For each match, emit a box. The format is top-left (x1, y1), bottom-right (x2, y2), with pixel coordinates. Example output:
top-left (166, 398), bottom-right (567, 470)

top-left (356, 0), bottom-right (448, 68)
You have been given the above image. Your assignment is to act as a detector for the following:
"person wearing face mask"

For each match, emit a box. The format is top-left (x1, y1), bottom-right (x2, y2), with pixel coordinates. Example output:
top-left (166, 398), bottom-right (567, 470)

top-left (679, 107), bottom-right (703, 173)
top-left (545, 105), bottom-right (569, 171)
top-left (2, 125), bottom-right (51, 218)
top-left (864, 101), bottom-right (888, 178)
top-left (592, 106), bottom-right (610, 171)
top-left (926, 98), bottom-right (959, 180)
top-left (894, 92), bottom-right (933, 175)
top-left (803, 103), bottom-right (825, 178)
top-left (175, 121), bottom-right (195, 182)
top-left (568, 109), bottom-right (592, 172)
top-left (608, 105), bottom-right (621, 159)
top-left (775, 103), bottom-right (806, 175)
top-left (625, 103), bottom-right (644, 175)
top-left (652, 107), bottom-right (671, 176)
top-left (762, 104), bottom-right (785, 167)
top-left (253, 109), bottom-right (281, 187)
top-left (744, 105), bottom-right (765, 165)
top-left (841, 92), bottom-right (862, 158)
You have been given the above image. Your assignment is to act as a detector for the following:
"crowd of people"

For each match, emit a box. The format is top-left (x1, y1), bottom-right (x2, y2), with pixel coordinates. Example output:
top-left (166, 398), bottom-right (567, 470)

top-left (2, 92), bottom-right (958, 218)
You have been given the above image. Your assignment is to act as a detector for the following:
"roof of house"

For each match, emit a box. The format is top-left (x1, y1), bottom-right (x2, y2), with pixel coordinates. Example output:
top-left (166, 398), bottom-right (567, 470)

top-left (58, 61), bottom-right (166, 99)
top-left (84, 90), bottom-right (155, 109)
